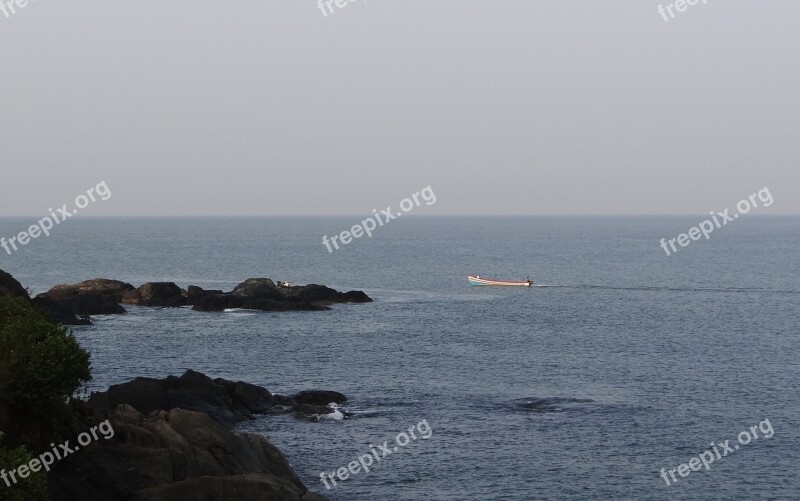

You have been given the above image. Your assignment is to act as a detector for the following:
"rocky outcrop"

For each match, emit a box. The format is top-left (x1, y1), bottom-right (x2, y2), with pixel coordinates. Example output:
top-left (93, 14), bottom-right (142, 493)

top-left (233, 278), bottom-right (281, 299)
top-left (49, 405), bottom-right (327, 501)
top-left (192, 279), bottom-right (372, 312)
top-left (54, 370), bottom-right (348, 500)
top-left (0, 269), bottom-right (91, 325)
top-left (31, 296), bottom-right (93, 326)
top-left (39, 278), bottom-right (135, 302)
top-left (88, 370), bottom-right (346, 424)
top-left (0, 269), bottom-right (30, 298)
top-left (187, 285), bottom-right (223, 302)
top-left (35, 279), bottom-right (131, 318)
top-left (21, 274), bottom-right (371, 322)
top-left (290, 390), bottom-right (348, 406)
top-left (37, 294), bottom-right (126, 316)
top-left (122, 282), bottom-right (190, 307)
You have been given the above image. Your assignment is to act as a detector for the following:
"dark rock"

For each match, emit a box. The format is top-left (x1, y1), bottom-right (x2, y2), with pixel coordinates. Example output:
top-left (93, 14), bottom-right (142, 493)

top-left (57, 293), bottom-right (127, 315)
top-left (19, 274), bottom-right (370, 319)
top-left (64, 372), bottom-right (341, 499)
top-left (123, 282), bottom-right (190, 307)
top-left (49, 405), bottom-right (326, 501)
top-left (232, 278), bottom-right (280, 299)
top-left (38, 278), bottom-right (134, 302)
top-left (89, 370), bottom-right (278, 426)
top-left (34, 278), bottom-right (131, 320)
top-left (276, 284), bottom-right (373, 305)
top-left (87, 377), bottom-right (170, 419)
top-left (1, 269), bottom-right (91, 325)
top-left (187, 285), bottom-right (223, 302)
top-left (291, 403), bottom-right (335, 417)
top-left (214, 378), bottom-right (274, 414)
top-left (87, 371), bottom-right (350, 426)
top-left (191, 278), bottom-right (371, 312)
top-left (290, 390), bottom-right (348, 406)
top-left (31, 296), bottom-right (94, 325)
top-left (0, 269), bottom-right (30, 299)
top-left (340, 290), bottom-right (373, 303)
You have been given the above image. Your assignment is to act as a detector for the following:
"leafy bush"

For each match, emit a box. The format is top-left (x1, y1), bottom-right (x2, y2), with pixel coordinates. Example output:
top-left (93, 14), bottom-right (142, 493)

top-left (0, 295), bottom-right (91, 448)
top-left (0, 433), bottom-right (49, 501)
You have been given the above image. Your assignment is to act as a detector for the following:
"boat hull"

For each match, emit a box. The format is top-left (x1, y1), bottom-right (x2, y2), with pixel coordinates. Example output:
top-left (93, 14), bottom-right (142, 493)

top-left (468, 276), bottom-right (532, 287)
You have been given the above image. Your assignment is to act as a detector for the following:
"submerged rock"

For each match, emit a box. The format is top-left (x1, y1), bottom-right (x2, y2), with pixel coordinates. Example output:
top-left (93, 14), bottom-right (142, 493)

top-left (192, 295), bottom-right (330, 312)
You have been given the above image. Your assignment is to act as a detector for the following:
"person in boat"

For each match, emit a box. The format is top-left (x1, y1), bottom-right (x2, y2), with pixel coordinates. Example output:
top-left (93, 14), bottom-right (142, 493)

top-left (526, 276), bottom-right (532, 284)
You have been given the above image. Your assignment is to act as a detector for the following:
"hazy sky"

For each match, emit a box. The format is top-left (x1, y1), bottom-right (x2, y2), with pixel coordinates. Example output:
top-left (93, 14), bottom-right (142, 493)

top-left (1, 1), bottom-right (798, 216)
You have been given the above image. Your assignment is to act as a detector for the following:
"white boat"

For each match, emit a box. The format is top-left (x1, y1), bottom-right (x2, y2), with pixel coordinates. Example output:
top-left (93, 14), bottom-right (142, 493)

top-left (467, 275), bottom-right (533, 287)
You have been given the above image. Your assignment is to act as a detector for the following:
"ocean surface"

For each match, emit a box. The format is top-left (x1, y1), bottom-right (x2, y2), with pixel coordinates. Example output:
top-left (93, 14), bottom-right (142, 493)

top-left (1, 216), bottom-right (798, 500)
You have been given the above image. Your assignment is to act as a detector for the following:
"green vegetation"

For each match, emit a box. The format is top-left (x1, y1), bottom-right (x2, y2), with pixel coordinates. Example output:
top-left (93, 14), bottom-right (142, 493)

top-left (0, 294), bottom-right (92, 500)
top-left (0, 433), bottom-right (49, 501)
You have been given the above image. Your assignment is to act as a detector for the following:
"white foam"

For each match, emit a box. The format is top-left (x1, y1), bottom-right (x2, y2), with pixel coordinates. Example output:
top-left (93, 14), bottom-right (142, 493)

top-left (320, 403), bottom-right (344, 421)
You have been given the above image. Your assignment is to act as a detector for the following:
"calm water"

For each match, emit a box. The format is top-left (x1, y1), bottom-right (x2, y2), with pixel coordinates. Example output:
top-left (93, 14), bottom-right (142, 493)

top-left (1, 216), bottom-right (798, 500)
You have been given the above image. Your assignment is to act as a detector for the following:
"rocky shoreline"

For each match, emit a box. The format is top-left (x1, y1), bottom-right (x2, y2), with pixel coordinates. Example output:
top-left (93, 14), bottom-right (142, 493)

top-left (49, 370), bottom-right (347, 501)
top-left (0, 269), bottom-right (361, 501)
top-left (24, 276), bottom-right (372, 325)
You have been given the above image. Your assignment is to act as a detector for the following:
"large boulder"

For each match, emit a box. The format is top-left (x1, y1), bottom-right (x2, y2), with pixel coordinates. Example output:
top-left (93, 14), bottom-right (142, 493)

top-left (87, 371), bottom-right (347, 425)
top-left (38, 279), bottom-right (134, 302)
top-left (45, 293), bottom-right (126, 316)
top-left (277, 284), bottom-right (373, 304)
top-left (214, 378), bottom-right (274, 415)
top-left (34, 278), bottom-right (131, 320)
top-left (122, 282), bottom-right (189, 307)
top-left (88, 370), bottom-right (275, 426)
top-left (187, 285), bottom-right (223, 302)
top-left (31, 296), bottom-right (93, 325)
top-left (290, 391), bottom-right (347, 406)
top-left (232, 278), bottom-right (280, 299)
top-left (48, 405), bottom-right (327, 501)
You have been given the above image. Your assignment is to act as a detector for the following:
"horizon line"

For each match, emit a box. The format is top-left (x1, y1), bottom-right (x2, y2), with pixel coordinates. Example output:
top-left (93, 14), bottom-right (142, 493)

top-left (0, 213), bottom-right (798, 219)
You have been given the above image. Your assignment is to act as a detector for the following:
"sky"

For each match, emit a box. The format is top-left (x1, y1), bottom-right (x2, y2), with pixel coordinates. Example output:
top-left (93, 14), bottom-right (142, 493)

top-left (0, 0), bottom-right (798, 216)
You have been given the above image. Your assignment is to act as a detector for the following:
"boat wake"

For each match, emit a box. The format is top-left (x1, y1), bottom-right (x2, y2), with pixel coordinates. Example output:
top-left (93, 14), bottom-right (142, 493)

top-left (526, 284), bottom-right (797, 294)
